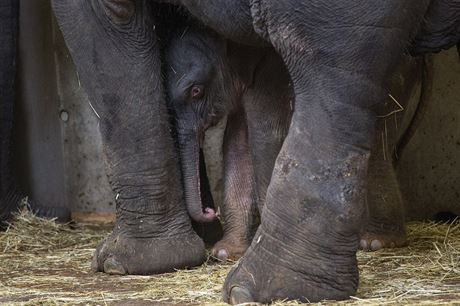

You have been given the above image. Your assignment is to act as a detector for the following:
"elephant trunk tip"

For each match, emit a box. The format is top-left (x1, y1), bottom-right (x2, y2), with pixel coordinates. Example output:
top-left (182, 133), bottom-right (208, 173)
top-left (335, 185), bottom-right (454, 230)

top-left (191, 207), bottom-right (216, 223)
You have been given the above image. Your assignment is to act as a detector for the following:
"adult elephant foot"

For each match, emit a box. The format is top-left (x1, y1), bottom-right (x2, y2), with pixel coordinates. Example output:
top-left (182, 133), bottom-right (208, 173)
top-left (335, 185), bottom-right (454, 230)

top-left (223, 225), bottom-right (359, 304)
top-left (92, 230), bottom-right (205, 275)
top-left (360, 228), bottom-right (407, 251)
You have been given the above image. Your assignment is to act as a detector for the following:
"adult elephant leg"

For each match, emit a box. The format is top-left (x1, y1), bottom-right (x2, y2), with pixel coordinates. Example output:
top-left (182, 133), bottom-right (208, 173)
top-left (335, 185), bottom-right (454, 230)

top-left (226, 67), bottom-right (373, 305)
top-left (212, 109), bottom-right (258, 261)
top-left (360, 118), bottom-right (406, 251)
top-left (53, 0), bottom-right (205, 274)
top-left (223, 0), bottom-right (430, 303)
top-left (361, 56), bottom-right (425, 251)
top-left (0, 0), bottom-right (21, 228)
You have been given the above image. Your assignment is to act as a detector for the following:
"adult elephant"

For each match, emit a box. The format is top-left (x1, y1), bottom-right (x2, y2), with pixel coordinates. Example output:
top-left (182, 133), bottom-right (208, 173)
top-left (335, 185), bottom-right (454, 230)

top-left (0, 0), bottom-right (69, 227)
top-left (52, 0), bottom-right (459, 304)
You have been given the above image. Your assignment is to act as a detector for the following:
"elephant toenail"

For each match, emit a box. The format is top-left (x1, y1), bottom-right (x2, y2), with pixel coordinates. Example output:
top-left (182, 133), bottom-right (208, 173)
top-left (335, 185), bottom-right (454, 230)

top-left (90, 253), bottom-right (99, 272)
top-left (217, 249), bottom-right (229, 261)
top-left (359, 239), bottom-right (368, 250)
top-left (229, 286), bottom-right (255, 305)
top-left (103, 257), bottom-right (127, 275)
top-left (370, 239), bottom-right (383, 251)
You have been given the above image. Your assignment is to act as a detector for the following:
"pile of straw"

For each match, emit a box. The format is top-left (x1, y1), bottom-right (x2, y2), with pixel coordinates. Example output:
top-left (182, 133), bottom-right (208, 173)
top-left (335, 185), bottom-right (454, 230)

top-left (0, 207), bottom-right (458, 305)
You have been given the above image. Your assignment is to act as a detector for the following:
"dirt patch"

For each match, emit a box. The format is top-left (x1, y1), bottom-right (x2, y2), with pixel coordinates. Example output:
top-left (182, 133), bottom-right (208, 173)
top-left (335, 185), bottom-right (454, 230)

top-left (0, 208), bottom-right (459, 305)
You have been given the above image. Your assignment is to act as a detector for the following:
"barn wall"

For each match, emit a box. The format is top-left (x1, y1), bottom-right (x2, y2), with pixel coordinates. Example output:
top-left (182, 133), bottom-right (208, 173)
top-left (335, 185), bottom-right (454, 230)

top-left (14, 0), bottom-right (67, 212)
top-left (15, 0), bottom-right (115, 222)
top-left (397, 49), bottom-right (460, 220)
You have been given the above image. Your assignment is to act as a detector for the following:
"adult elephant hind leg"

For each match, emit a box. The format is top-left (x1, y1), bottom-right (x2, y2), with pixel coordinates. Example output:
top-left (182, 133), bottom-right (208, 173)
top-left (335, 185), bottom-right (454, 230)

top-left (53, 0), bottom-right (205, 274)
top-left (361, 55), bottom-right (426, 251)
top-left (361, 124), bottom-right (406, 251)
top-left (224, 0), bottom-right (430, 303)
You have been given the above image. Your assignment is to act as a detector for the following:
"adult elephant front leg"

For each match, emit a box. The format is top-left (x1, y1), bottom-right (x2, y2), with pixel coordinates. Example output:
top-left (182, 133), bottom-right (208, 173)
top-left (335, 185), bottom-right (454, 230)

top-left (224, 0), bottom-right (430, 303)
top-left (53, 0), bottom-right (205, 274)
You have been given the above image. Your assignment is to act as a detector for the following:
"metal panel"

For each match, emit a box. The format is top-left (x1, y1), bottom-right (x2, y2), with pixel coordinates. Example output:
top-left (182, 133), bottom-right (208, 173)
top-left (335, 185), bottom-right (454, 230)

top-left (14, 0), bottom-right (67, 210)
top-left (14, 0), bottom-right (115, 222)
top-left (397, 48), bottom-right (460, 220)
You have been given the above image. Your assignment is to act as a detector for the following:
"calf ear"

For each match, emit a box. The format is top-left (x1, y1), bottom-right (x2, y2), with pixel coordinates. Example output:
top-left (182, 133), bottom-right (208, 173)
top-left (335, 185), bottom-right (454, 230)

top-left (226, 42), bottom-right (266, 88)
top-left (412, 0), bottom-right (460, 54)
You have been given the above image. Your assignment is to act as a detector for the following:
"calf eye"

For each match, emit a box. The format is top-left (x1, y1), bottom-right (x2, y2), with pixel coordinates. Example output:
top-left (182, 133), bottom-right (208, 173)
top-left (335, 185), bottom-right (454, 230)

top-left (190, 85), bottom-right (205, 100)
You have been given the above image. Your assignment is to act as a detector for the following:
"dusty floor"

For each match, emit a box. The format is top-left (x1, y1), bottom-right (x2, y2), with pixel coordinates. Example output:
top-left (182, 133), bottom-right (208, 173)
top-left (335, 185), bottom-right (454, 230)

top-left (0, 209), bottom-right (459, 305)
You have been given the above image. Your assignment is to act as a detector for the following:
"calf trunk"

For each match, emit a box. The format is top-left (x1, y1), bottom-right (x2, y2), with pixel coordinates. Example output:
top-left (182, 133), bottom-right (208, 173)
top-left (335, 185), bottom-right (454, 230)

top-left (177, 129), bottom-right (216, 223)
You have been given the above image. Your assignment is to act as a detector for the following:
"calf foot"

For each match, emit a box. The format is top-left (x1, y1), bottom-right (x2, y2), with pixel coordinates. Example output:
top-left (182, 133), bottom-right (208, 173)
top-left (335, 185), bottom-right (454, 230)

top-left (92, 230), bottom-right (206, 275)
top-left (360, 220), bottom-right (407, 251)
top-left (211, 236), bottom-right (249, 261)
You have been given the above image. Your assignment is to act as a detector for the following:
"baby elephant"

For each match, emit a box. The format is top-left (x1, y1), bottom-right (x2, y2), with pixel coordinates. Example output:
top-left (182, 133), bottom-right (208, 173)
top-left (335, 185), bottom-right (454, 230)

top-left (165, 24), bottom-right (293, 260)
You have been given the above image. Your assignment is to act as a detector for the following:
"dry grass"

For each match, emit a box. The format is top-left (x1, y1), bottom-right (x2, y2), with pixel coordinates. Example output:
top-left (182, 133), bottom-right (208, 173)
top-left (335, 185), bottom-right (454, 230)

top-left (0, 207), bottom-right (459, 305)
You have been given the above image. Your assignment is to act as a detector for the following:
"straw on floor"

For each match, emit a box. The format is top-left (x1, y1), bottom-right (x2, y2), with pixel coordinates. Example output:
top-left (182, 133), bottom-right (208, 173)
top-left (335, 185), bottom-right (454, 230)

top-left (0, 207), bottom-right (459, 305)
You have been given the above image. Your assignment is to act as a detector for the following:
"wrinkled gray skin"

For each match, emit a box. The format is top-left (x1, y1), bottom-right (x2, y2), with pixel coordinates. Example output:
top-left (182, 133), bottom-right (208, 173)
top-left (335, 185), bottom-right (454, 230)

top-left (52, 0), bottom-right (459, 304)
top-left (165, 25), bottom-right (292, 260)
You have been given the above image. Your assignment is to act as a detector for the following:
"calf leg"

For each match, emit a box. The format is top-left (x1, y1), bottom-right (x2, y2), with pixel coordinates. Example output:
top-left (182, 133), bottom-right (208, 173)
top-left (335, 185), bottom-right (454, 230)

top-left (212, 109), bottom-right (258, 261)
